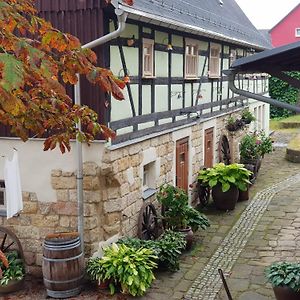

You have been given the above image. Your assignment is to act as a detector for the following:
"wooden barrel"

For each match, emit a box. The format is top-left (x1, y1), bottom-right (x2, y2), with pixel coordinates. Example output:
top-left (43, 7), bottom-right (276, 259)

top-left (42, 232), bottom-right (84, 299)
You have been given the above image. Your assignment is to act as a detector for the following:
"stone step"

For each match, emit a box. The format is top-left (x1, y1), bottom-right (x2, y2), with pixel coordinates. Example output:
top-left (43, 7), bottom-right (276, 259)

top-left (286, 134), bottom-right (300, 163)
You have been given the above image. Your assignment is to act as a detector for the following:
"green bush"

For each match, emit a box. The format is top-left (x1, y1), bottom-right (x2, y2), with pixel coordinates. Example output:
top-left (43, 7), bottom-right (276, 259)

top-left (269, 72), bottom-right (300, 118)
top-left (86, 244), bottom-right (157, 296)
top-left (118, 230), bottom-right (187, 272)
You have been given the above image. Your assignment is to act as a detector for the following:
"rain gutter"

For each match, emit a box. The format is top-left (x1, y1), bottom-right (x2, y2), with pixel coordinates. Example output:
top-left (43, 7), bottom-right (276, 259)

top-left (224, 69), bottom-right (300, 113)
top-left (74, 0), bottom-right (128, 254)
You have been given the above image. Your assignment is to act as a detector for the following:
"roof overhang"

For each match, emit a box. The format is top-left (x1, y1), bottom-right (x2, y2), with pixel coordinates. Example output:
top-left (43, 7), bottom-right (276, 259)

top-left (225, 41), bottom-right (300, 113)
top-left (119, 3), bottom-right (267, 50)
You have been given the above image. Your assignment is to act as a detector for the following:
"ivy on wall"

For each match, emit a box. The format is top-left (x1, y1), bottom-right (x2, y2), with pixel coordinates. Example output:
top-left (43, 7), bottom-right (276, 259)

top-left (269, 72), bottom-right (300, 118)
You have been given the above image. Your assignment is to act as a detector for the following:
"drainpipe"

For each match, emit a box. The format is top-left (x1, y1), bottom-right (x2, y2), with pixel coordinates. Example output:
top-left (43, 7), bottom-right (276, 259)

top-left (75, 3), bottom-right (128, 254)
top-left (225, 69), bottom-right (300, 113)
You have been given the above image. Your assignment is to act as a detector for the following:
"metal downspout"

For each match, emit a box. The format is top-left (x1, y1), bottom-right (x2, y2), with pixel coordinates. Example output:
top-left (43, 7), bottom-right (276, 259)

top-left (75, 4), bottom-right (128, 254)
top-left (225, 69), bottom-right (300, 113)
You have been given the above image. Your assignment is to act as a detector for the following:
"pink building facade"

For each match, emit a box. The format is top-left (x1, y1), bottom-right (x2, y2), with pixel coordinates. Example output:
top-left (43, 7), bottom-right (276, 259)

top-left (270, 4), bottom-right (300, 47)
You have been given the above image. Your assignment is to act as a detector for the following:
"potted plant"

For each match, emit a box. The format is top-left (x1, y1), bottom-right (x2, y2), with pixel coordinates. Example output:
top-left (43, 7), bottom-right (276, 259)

top-left (198, 163), bottom-right (252, 210)
top-left (257, 131), bottom-right (273, 158)
top-left (239, 133), bottom-right (261, 177)
top-left (86, 244), bottom-right (157, 296)
top-left (241, 109), bottom-right (256, 124)
top-left (0, 250), bottom-right (25, 294)
top-left (226, 116), bottom-right (238, 131)
top-left (266, 262), bottom-right (300, 300)
top-left (157, 184), bottom-right (210, 249)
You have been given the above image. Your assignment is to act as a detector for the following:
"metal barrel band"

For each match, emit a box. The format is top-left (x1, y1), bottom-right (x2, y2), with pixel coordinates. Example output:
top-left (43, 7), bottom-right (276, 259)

top-left (47, 286), bottom-right (82, 299)
top-left (43, 252), bottom-right (83, 262)
top-left (43, 242), bottom-right (81, 251)
top-left (43, 274), bottom-right (84, 284)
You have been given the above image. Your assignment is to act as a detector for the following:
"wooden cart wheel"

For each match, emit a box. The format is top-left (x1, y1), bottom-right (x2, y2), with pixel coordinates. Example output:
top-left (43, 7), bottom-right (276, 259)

top-left (218, 135), bottom-right (232, 165)
top-left (137, 203), bottom-right (160, 240)
top-left (0, 226), bottom-right (25, 261)
top-left (197, 181), bottom-right (210, 206)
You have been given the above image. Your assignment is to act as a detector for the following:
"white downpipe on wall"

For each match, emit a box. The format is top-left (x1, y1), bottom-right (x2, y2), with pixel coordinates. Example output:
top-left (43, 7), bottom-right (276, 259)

top-left (75, 3), bottom-right (128, 254)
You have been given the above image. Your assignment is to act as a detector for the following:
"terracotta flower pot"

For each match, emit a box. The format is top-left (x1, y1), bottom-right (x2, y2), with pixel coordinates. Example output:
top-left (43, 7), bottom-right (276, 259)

top-left (0, 278), bottom-right (25, 294)
top-left (97, 279), bottom-right (111, 290)
top-left (212, 184), bottom-right (239, 210)
top-left (238, 185), bottom-right (249, 201)
top-left (273, 286), bottom-right (300, 300)
top-left (176, 227), bottom-right (194, 250)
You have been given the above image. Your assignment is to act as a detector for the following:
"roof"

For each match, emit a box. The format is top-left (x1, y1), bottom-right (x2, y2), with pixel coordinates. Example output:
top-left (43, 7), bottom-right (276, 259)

top-left (259, 29), bottom-right (272, 48)
top-left (230, 40), bottom-right (300, 73)
top-left (269, 3), bottom-right (300, 33)
top-left (119, 0), bottom-right (271, 49)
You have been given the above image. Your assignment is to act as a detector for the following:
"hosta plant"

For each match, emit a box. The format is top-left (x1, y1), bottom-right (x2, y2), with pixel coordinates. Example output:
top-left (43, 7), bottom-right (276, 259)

top-left (265, 262), bottom-right (300, 292)
top-left (86, 244), bottom-right (157, 296)
top-left (118, 230), bottom-right (186, 271)
top-left (198, 163), bottom-right (252, 192)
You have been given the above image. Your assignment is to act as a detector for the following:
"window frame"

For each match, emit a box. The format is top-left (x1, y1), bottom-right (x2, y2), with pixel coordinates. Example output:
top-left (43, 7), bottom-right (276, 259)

top-left (184, 38), bottom-right (199, 79)
top-left (208, 43), bottom-right (221, 78)
top-left (229, 49), bottom-right (237, 67)
top-left (142, 38), bottom-right (155, 78)
top-left (295, 28), bottom-right (300, 37)
top-left (0, 180), bottom-right (6, 215)
top-left (142, 162), bottom-right (156, 199)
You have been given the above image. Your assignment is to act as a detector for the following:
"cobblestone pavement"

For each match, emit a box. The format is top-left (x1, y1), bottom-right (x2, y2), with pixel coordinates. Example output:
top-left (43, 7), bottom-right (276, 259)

top-left (4, 130), bottom-right (300, 300)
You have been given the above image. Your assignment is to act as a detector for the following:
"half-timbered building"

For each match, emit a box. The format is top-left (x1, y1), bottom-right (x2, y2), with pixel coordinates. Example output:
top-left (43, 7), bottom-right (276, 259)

top-left (0, 0), bottom-right (271, 274)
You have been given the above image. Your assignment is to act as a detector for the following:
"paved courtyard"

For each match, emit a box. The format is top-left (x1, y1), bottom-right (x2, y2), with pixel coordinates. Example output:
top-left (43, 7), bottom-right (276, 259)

top-left (5, 130), bottom-right (300, 299)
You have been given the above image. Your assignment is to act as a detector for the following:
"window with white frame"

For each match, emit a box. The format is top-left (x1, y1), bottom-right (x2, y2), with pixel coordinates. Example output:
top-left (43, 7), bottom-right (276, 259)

top-left (0, 180), bottom-right (6, 213)
top-left (142, 162), bottom-right (156, 199)
top-left (142, 38), bottom-right (154, 78)
top-left (295, 28), bottom-right (300, 37)
top-left (185, 39), bottom-right (199, 79)
top-left (209, 44), bottom-right (221, 78)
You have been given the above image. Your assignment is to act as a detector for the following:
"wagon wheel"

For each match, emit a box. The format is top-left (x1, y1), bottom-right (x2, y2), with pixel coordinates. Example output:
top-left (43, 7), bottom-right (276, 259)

top-left (138, 203), bottom-right (160, 240)
top-left (0, 226), bottom-right (25, 261)
top-left (218, 135), bottom-right (232, 165)
top-left (197, 181), bottom-right (210, 206)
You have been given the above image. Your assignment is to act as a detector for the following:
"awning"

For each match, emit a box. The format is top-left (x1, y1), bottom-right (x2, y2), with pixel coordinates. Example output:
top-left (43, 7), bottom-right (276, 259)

top-left (225, 41), bottom-right (300, 113)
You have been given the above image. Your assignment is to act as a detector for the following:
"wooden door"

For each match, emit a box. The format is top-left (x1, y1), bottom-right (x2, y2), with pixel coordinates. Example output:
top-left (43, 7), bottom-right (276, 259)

top-left (204, 128), bottom-right (214, 168)
top-left (176, 138), bottom-right (189, 192)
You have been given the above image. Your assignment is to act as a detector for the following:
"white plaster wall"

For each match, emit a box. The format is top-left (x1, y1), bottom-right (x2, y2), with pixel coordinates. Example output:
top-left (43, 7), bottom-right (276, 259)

top-left (0, 139), bottom-right (105, 202)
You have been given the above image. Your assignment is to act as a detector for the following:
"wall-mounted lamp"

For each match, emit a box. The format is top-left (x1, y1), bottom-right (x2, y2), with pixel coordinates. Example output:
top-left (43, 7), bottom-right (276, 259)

top-left (162, 37), bottom-right (173, 51)
top-left (127, 35), bottom-right (135, 47)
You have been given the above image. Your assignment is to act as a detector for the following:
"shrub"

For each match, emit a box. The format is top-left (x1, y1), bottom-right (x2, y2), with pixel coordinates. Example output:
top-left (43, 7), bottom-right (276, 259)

top-left (118, 230), bottom-right (187, 272)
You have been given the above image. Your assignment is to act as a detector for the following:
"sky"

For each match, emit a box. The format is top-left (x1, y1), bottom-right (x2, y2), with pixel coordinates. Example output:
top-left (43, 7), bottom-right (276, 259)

top-left (235, 0), bottom-right (300, 29)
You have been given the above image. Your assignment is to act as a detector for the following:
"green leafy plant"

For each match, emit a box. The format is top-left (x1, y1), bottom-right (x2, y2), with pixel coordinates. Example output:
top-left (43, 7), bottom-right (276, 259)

top-left (0, 251), bottom-right (25, 286)
top-left (157, 184), bottom-right (210, 231)
top-left (240, 133), bottom-right (261, 161)
top-left (265, 262), bottom-right (300, 292)
top-left (241, 109), bottom-right (256, 123)
top-left (119, 230), bottom-right (186, 272)
top-left (257, 131), bottom-right (273, 157)
top-left (86, 244), bottom-right (157, 296)
top-left (198, 163), bottom-right (252, 192)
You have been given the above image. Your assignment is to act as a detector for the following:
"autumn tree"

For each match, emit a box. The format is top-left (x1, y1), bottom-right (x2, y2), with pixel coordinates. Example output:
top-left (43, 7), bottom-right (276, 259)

top-left (0, 0), bottom-right (126, 153)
